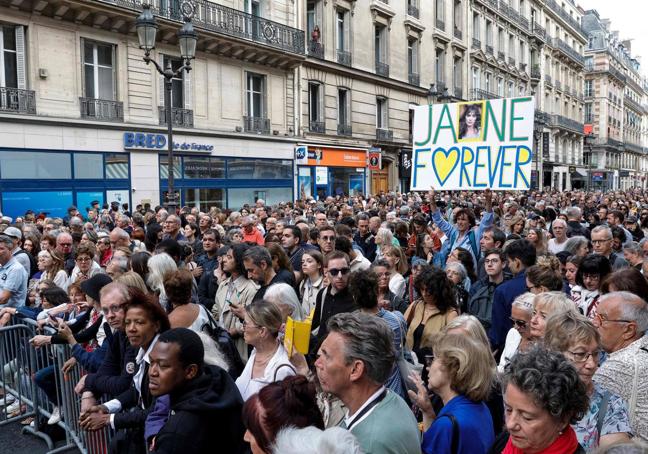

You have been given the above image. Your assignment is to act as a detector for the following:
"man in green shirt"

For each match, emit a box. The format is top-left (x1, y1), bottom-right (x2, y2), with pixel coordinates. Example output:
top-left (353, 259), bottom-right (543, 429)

top-left (315, 312), bottom-right (421, 454)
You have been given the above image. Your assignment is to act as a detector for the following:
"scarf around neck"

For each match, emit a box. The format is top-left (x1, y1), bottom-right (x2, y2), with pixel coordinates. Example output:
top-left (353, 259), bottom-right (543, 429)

top-left (502, 426), bottom-right (578, 454)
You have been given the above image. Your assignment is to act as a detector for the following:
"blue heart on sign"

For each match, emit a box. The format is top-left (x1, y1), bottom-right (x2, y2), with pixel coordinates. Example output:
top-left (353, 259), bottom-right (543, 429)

top-left (432, 147), bottom-right (460, 186)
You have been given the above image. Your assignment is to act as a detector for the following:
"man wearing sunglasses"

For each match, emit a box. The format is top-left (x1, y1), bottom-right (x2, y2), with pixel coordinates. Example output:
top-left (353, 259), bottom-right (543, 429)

top-left (311, 251), bottom-right (357, 344)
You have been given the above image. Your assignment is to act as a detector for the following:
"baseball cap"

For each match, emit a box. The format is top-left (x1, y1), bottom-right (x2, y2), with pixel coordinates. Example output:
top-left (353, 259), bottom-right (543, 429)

top-left (3, 226), bottom-right (22, 239)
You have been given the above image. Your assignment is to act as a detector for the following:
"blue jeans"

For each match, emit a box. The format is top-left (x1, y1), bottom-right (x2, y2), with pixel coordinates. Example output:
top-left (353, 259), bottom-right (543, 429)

top-left (34, 365), bottom-right (59, 405)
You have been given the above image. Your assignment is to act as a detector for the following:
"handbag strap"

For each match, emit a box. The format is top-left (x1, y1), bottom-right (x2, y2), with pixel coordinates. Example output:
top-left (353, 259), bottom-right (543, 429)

top-left (596, 390), bottom-right (610, 441)
top-left (440, 414), bottom-right (460, 454)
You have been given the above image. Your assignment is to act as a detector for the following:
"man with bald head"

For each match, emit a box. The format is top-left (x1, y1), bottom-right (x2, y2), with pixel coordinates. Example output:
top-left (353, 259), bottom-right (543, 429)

top-left (594, 291), bottom-right (648, 441)
top-left (56, 232), bottom-right (76, 275)
top-left (109, 227), bottom-right (131, 250)
top-left (162, 215), bottom-right (186, 242)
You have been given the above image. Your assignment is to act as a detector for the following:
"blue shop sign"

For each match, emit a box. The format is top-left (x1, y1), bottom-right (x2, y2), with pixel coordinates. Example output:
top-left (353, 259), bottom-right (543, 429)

top-left (123, 132), bottom-right (214, 152)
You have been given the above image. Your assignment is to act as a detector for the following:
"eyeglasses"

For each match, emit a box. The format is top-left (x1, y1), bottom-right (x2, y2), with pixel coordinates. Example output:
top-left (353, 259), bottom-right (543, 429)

top-left (566, 349), bottom-right (601, 364)
top-left (329, 267), bottom-right (350, 277)
top-left (594, 312), bottom-right (633, 325)
top-left (101, 305), bottom-right (124, 315)
top-left (582, 273), bottom-right (600, 281)
top-left (320, 236), bottom-right (335, 242)
top-left (591, 238), bottom-right (612, 245)
top-left (58, 243), bottom-right (72, 247)
top-left (76, 257), bottom-right (92, 262)
top-left (509, 317), bottom-right (528, 329)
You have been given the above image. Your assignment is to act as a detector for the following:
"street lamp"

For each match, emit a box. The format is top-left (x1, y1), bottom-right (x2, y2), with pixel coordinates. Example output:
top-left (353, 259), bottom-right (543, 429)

top-left (584, 133), bottom-right (596, 191)
top-left (136, 2), bottom-right (198, 213)
top-left (533, 110), bottom-right (546, 190)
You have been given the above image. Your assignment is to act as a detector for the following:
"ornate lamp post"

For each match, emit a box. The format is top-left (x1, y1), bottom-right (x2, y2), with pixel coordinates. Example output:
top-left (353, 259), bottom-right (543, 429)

top-left (136, 2), bottom-right (197, 213)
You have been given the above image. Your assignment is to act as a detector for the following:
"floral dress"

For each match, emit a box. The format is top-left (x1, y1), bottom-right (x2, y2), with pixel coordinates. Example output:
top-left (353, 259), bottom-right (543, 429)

top-left (573, 382), bottom-right (633, 451)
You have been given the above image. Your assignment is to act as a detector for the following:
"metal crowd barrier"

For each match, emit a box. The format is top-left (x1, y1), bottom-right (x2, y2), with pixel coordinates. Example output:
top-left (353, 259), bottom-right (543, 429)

top-left (0, 316), bottom-right (111, 453)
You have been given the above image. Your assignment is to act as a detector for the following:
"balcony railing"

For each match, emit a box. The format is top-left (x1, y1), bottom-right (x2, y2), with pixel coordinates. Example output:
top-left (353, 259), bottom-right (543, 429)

top-left (0, 87), bottom-right (36, 114)
top-left (309, 121), bottom-right (325, 133)
top-left (486, 44), bottom-right (494, 55)
top-left (436, 19), bottom-right (445, 30)
top-left (606, 66), bottom-right (627, 84)
top-left (129, 0), bottom-right (306, 55)
top-left (531, 20), bottom-right (547, 41)
top-left (472, 38), bottom-right (481, 49)
top-left (454, 28), bottom-right (462, 39)
top-left (307, 40), bottom-right (324, 59)
top-left (544, 0), bottom-right (587, 37)
top-left (409, 73), bottom-right (420, 86)
top-left (243, 116), bottom-right (270, 134)
top-left (584, 114), bottom-right (594, 123)
top-left (530, 64), bottom-right (541, 79)
top-left (159, 106), bottom-right (193, 127)
top-left (376, 128), bottom-right (393, 141)
top-left (407, 4), bottom-right (419, 18)
top-left (80, 97), bottom-right (123, 121)
top-left (375, 60), bottom-right (390, 77)
top-left (470, 88), bottom-right (499, 101)
top-left (337, 49), bottom-right (352, 67)
top-left (337, 124), bottom-right (352, 136)
top-left (552, 38), bottom-right (585, 66)
top-left (552, 114), bottom-right (584, 134)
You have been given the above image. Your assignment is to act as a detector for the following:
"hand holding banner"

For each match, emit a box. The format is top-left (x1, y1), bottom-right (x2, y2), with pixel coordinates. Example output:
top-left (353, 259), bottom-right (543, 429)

top-left (410, 97), bottom-right (535, 191)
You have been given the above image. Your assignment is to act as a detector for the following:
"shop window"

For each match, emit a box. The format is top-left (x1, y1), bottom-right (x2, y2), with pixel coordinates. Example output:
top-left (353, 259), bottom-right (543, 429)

top-left (0, 151), bottom-right (71, 179)
top-left (105, 153), bottom-right (129, 179)
top-left (183, 156), bottom-right (225, 179)
top-left (228, 187), bottom-right (292, 209)
top-left (159, 155), bottom-right (182, 179)
top-left (82, 39), bottom-right (116, 100)
top-left (74, 153), bottom-right (104, 179)
top-left (184, 188), bottom-right (225, 210)
top-left (227, 158), bottom-right (292, 180)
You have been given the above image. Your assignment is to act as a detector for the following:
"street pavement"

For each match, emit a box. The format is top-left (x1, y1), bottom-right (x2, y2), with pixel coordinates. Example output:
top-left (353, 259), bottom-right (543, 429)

top-left (0, 420), bottom-right (80, 453)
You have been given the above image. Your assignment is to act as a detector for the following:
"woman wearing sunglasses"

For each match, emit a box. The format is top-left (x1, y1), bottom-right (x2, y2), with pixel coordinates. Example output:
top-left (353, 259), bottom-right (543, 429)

top-left (498, 293), bottom-right (535, 373)
top-left (544, 312), bottom-right (632, 450)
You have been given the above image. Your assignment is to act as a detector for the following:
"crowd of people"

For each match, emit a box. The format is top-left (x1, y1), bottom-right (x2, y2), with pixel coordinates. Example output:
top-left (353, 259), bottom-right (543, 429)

top-left (0, 189), bottom-right (647, 453)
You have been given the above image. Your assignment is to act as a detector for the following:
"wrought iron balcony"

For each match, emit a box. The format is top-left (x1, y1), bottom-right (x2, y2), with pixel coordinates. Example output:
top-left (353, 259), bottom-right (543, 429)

top-left (127, 0), bottom-right (305, 55)
top-left (0, 87), bottom-right (36, 114)
top-left (308, 40), bottom-right (324, 59)
top-left (606, 66), bottom-right (627, 84)
top-left (453, 28), bottom-right (462, 39)
top-left (409, 73), bottom-right (420, 86)
top-left (337, 50), bottom-right (352, 67)
top-left (337, 124), bottom-right (352, 136)
top-left (470, 88), bottom-right (499, 101)
top-left (552, 38), bottom-right (585, 66)
top-left (158, 106), bottom-right (194, 127)
top-left (436, 19), bottom-right (445, 31)
top-left (552, 114), bottom-right (584, 134)
top-left (376, 128), bottom-right (393, 141)
top-left (530, 64), bottom-right (541, 79)
top-left (309, 121), bottom-right (325, 133)
top-left (485, 45), bottom-right (494, 55)
top-left (531, 21), bottom-right (547, 42)
top-left (375, 60), bottom-right (390, 77)
top-left (243, 116), bottom-right (270, 134)
top-left (80, 97), bottom-right (123, 121)
top-left (407, 4), bottom-right (419, 18)
top-left (544, 0), bottom-right (587, 37)
top-left (472, 38), bottom-right (481, 50)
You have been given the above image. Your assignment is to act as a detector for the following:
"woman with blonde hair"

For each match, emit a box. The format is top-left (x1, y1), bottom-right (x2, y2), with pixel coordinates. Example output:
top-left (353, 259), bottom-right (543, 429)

top-left (374, 227), bottom-right (396, 261)
top-left (507, 214), bottom-right (526, 236)
top-left (526, 228), bottom-right (548, 256)
top-left (38, 249), bottom-right (68, 291)
top-left (381, 244), bottom-right (407, 299)
top-left (408, 332), bottom-right (497, 453)
top-left (529, 291), bottom-right (578, 342)
top-left (146, 252), bottom-right (177, 309)
top-left (115, 271), bottom-right (148, 294)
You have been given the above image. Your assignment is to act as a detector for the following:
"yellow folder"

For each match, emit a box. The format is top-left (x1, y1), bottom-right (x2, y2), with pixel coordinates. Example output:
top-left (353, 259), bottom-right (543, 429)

top-left (284, 310), bottom-right (314, 356)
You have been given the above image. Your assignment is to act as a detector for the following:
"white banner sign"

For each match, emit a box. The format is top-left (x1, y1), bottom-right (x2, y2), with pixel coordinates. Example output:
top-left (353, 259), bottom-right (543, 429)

top-left (410, 97), bottom-right (535, 191)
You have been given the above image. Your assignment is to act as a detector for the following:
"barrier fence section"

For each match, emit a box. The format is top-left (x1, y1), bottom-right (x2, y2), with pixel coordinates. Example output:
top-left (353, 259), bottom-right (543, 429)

top-left (0, 316), bottom-right (111, 453)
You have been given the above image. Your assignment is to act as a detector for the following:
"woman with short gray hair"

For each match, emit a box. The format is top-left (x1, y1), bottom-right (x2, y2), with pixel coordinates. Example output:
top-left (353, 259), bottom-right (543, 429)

top-left (564, 236), bottom-right (590, 258)
top-left (489, 346), bottom-right (589, 453)
top-left (498, 293), bottom-right (535, 372)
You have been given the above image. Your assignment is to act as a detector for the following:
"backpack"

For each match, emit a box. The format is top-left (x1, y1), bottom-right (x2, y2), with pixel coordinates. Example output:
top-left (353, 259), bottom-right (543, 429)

top-left (466, 282), bottom-right (496, 330)
top-left (202, 311), bottom-right (245, 379)
top-left (14, 249), bottom-right (38, 278)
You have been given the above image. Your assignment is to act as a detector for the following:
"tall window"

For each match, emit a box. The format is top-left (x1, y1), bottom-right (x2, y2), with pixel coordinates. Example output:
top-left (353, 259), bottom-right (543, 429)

top-left (508, 81), bottom-right (514, 97)
top-left (338, 88), bottom-right (349, 126)
top-left (83, 40), bottom-right (115, 100)
top-left (486, 21), bottom-right (493, 46)
top-left (485, 73), bottom-right (491, 93)
top-left (508, 35), bottom-right (515, 59)
top-left (435, 48), bottom-right (445, 85)
top-left (162, 55), bottom-right (184, 108)
top-left (246, 73), bottom-right (265, 118)
top-left (244, 0), bottom-right (260, 16)
top-left (376, 97), bottom-right (388, 129)
top-left (435, 0), bottom-right (445, 25)
top-left (497, 77), bottom-right (503, 96)
top-left (336, 10), bottom-right (349, 51)
top-left (0, 25), bottom-right (25, 89)
top-left (454, 0), bottom-right (462, 32)
top-left (308, 81), bottom-right (322, 124)
top-left (584, 80), bottom-right (592, 97)
top-left (472, 67), bottom-right (480, 90)
top-left (498, 28), bottom-right (504, 54)
top-left (307, 1), bottom-right (317, 36)
top-left (374, 25), bottom-right (386, 63)
top-left (407, 39), bottom-right (418, 75)
top-left (584, 103), bottom-right (592, 123)
top-left (453, 57), bottom-right (462, 89)
top-left (473, 14), bottom-right (480, 41)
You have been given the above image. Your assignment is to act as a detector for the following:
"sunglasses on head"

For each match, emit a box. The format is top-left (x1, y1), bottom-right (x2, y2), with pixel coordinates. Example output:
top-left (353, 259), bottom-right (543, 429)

top-left (329, 267), bottom-right (350, 277)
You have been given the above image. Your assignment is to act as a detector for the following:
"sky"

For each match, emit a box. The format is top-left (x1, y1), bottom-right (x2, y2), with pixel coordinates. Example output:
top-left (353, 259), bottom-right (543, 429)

top-left (579, 0), bottom-right (648, 77)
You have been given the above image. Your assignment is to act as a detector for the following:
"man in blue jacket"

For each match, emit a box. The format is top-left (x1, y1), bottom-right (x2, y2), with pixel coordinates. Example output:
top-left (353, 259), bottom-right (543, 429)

top-left (488, 239), bottom-right (536, 356)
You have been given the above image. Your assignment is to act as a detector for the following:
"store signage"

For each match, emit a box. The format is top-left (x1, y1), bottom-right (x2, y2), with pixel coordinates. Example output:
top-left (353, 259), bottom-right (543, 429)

top-left (301, 147), bottom-right (366, 168)
top-left (123, 132), bottom-right (214, 152)
top-left (410, 97), bottom-right (535, 191)
top-left (368, 148), bottom-right (382, 171)
top-left (315, 166), bottom-right (328, 185)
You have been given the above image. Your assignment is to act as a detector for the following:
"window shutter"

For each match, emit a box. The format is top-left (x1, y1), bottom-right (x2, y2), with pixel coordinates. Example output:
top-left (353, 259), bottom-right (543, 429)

top-left (15, 26), bottom-right (26, 90)
top-left (183, 68), bottom-right (191, 110)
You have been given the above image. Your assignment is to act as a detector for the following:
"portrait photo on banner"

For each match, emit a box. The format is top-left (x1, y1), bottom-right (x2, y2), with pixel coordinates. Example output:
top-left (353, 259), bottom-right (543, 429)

top-left (410, 96), bottom-right (535, 192)
top-left (457, 101), bottom-right (485, 142)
